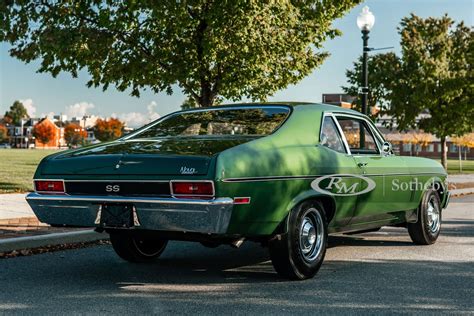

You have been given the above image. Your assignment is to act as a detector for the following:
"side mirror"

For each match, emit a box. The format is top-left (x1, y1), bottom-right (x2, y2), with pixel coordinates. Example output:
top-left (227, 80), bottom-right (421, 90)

top-left (382, 141), bottom-right (392, 155)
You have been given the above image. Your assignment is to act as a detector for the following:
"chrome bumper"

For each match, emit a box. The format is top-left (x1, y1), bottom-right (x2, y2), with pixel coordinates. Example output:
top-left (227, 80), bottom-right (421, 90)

top-left (26, 193), bottom-right (234, 234)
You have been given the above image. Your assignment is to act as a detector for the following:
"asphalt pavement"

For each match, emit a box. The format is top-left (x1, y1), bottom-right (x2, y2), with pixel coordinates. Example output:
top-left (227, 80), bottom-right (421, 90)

top-left (0, 195), bottom-right (472, 315)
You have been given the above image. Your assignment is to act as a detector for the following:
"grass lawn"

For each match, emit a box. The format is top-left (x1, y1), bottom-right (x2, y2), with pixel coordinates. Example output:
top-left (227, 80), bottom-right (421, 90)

top-left (0, 149), bottom-right (60, 193)
top-left (441, 159), bottom-right (474, 174)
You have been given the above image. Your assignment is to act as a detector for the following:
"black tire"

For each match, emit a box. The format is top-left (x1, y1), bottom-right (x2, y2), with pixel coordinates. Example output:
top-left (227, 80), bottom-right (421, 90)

top-left (269, 200), bottom-right (328, 280)
top-left (408, 189), bottom-right (442, 245)
top-left (109, 232), bottom-right (168, 263)
top-left (200, 241), bottom-right (221, 248)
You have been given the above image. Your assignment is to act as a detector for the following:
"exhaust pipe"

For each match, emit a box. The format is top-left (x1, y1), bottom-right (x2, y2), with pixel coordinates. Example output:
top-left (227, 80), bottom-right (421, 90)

top-left (230, 238), bottom-right (245, 248)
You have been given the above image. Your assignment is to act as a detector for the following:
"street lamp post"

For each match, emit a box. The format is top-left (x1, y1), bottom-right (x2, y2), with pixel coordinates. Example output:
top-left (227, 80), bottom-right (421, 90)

top-left (357, 6), bottom-right (375, 116)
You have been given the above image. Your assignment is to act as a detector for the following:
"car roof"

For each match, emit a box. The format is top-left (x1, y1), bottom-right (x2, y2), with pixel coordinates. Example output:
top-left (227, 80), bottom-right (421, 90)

top-left (188, 102), bottom-right (364, 116)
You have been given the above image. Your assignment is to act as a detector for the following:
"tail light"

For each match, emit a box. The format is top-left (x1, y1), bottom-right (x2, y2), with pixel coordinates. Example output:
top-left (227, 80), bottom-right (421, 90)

top-left (171, 181), bottom-right (214, 198)
top-left (34, 180), bottom-right (65, 194)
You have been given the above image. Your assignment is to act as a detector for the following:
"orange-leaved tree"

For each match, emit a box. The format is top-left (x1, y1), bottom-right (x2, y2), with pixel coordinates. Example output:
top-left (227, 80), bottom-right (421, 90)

top-left (33, 121), bottom-right (56, 147)
top-left (64, 123), bottom-right (87, 147)
top-left (93, 118), bottom-right (124, 142)
top-left (0, 124), bottom-right (8, 143)
top-left (451, 133), bottom-right (474, 171)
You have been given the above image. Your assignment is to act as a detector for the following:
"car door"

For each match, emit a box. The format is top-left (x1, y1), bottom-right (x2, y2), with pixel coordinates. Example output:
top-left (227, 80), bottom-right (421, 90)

top-left (335, 114), bottom-right (412, 224)
top-left (317, 114), bottom-right (361, 228)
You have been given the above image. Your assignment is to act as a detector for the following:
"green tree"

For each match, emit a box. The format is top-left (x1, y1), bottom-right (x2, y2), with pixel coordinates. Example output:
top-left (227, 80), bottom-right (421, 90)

top-left (342, 53), bottom-right (401, 117)
top-left (0, 1), bottom-right (360, 107)
top-left (4, 101), bottom-right (29, 125)
top-left (343, 14), bottom-right (473, 169)
top-left (181, 97), bottom-right (199, 110)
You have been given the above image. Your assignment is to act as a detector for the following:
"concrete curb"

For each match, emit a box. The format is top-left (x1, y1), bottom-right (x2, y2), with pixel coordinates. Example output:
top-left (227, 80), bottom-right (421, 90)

top-left (0, 230), bottom-right (108, 253)
top-left (450, 189), bottom-right (474, 197)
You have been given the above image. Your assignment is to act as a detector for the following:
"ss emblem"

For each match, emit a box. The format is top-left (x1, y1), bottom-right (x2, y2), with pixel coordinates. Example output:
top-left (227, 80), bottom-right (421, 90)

top-left (105, 184), bottom-right (120, 193)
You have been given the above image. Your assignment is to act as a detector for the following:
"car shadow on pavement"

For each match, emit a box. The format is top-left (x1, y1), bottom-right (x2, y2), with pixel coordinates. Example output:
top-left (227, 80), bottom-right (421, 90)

top-left (440, 220), bottom-right (474, 237)
top-left (328, 235), bottom-right (414, 248)
top-left (1, 242), bottom-right (472, 314)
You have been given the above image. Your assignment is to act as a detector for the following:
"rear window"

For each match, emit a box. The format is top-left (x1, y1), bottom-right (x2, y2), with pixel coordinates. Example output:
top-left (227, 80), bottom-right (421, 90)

top-left (128, 106), bottom-right (291, 139)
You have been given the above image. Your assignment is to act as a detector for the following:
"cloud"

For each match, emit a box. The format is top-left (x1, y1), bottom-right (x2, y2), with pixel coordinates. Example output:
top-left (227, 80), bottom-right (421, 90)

top-left (40, 112), bottom-right (56, 119)
top-left (146, 101), bottom-right (161, 121)
top-left (20, 99), bottom-right (36, 117)
top-left (114, 101), bottom-right (161, 128)
top-left (66, 102), bottom-right (95, 118)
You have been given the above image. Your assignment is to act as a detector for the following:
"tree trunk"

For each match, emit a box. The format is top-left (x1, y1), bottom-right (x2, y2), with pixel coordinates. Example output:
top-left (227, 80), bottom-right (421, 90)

top-left (199, 83), bottom-right (214, 107)
top-left (440, 136), bottom-right (448, 170)
top-left (458, 145), bottom-right (462, 172)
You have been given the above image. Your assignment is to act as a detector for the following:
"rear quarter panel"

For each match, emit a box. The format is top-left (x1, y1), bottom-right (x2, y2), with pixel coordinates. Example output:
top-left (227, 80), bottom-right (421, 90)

top-left (402, 156), bottom-right (448, 208)
top-left (215, 105), bottom-right (359, 235)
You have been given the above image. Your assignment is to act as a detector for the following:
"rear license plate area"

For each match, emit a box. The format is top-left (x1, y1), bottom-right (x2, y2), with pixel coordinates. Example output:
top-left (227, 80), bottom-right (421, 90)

top-left (100, 204), bottom-right (134, 228)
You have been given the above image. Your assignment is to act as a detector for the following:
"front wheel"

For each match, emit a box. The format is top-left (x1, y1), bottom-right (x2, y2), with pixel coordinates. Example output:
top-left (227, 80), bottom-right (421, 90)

top-left (269, 201), bottom-right (328, 280)
top-left (110, 232), bottom-right (168, 263)
top-left (407, 189), bottom-right (442, 245)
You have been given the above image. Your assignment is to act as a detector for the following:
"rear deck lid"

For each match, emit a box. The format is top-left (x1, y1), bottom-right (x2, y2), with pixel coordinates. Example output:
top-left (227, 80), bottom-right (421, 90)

top-left (40, 137), bottom-right (254, 175)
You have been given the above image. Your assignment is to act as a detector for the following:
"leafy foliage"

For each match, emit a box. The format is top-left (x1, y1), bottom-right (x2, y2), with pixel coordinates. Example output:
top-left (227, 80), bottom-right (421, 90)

top-left (181, 97), bottom-right (199, 110)
top-left (452, 133), bottom-right (474, 149)
top-left (342, 53), bottom-right (401, 117)
top-left (32, 120), bottom-right (56, 146)
top-left (0, 0), bottom-right (360, 107)
top-left (343, 14), bottom-right (473, 168)
top-left (64, 123), bottom-right (87, 147)
top-left (93, 118), bottom-right (124, 142)
top-left (4, 101), bottom-right (29, 125)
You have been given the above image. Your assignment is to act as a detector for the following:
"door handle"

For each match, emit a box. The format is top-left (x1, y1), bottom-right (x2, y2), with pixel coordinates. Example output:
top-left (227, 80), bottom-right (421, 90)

top-left (357, 162), bottom-right (368, 168)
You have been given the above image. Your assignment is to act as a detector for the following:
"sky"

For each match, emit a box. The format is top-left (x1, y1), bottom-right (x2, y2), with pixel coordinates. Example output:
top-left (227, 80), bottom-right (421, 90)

top-left (0, 0), bottom-right (472, 127)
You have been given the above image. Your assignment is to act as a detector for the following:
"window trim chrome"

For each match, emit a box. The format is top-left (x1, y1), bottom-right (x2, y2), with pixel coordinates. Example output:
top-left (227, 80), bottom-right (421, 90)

top-left (321, 112), bottom-right (351, 155)
top-left (332, 113), bottom-right (384, 157)
top-left (121, 105), bottom-right (293, 141)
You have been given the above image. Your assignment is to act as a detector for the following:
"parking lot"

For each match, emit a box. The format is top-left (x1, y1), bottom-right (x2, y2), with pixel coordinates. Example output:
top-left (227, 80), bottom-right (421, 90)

top-left (0, 195), bottom-right (472, 315)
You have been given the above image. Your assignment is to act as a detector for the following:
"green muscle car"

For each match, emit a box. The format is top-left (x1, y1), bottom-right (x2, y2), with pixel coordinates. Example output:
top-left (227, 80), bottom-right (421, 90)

top-left (26, 103), bottom-right (450, 280)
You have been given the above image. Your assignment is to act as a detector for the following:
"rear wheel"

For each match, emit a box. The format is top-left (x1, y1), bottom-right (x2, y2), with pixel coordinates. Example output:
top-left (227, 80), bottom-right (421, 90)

top-left (408, 189), bottom-right (441, 245)
top-left (269, 201), bottom-right (328, 280)
top-left (200, 241), bottom-right (221, 248)
top-left (109, 232), bottom-right (168, 263)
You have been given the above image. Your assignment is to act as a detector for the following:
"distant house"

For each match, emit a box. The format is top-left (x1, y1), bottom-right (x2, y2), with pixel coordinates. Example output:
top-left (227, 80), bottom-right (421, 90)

top-left (85, 127), bottom-right (99, 144)
top-left (33, 117), bottom-right (66, 149)
top-left (7, 118), bottom-right (39, 148)
top-left (322, 93), bottom-right (356, 109)
top-left (70, 115), bottom-right (99, 129)
top-left (322, 93), bottom-right (380, 115)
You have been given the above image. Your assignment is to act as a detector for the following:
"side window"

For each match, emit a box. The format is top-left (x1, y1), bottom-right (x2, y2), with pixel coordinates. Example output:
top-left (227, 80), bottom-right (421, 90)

top-left (320, 116), bottom-right (346, 153)
top-left (336, 117), bottom-right (379, 155)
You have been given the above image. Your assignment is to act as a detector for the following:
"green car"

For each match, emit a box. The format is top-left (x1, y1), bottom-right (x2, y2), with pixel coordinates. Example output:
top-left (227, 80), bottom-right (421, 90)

top-left (26, 103), bottom-right (450, 279)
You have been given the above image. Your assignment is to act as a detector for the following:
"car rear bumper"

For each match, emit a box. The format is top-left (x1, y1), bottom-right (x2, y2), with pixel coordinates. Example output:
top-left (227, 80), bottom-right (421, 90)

top-left (26, 193), bottom-right (234, 234)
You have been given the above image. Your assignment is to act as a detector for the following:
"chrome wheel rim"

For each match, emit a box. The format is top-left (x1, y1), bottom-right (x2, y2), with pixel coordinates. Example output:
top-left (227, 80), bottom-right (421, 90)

top-left (299, 208), bottom-right (324, 262)
top-left (426, 196), bottom-right (440, 234)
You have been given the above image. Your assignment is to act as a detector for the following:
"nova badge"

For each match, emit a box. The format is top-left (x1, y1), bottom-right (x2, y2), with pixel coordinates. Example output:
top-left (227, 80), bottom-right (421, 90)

top-left (180, 166), bottom-right (196, 175)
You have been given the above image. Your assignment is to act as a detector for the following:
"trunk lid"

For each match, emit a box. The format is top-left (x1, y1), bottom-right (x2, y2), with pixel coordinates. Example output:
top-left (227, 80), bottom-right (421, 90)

top-left (40, 136), bottom-right (256, 176)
